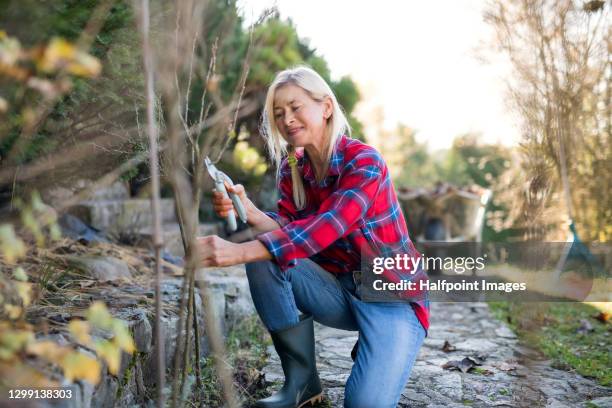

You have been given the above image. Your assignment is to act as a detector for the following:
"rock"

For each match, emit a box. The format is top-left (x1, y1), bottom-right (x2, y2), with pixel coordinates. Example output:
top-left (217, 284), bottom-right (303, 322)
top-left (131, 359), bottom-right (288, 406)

top-left (91, 376), bottom-right (119, 408)
top-left (259, 302), bottom-right (612, 407)
top-left (495, 325), bottom-right (517, 339)
top-left (433, 372), bottom-right (463, 401)
top-left (586, 396), bottom-right (612, 407)
top-left (67, 198), bottom-right (176, 233)
top-left (136, 222), bottom-right (220, 257)
top-left (67, 256), bottom-right (131, 282)
top-left (453, 338), bottom-right (499, 354)
top-left (58, 214), bottom-right (108, 243)
top-left (127, 309), bottom-right (152, 353)
top-left (36, 384), bottom-right (82, 408)
top-left (197, 265), bottom-right (254, 332)
top-left (144, 312), bottom-right (180, 390)
top-left (546, 398), bottom-right (572, 408)
top-left (43, 185), bottom-right (76, 208)
top-left (90, 181), bottom-right (130, 201)
top-left (47, 180), bottom-right (129, 203)
top-left (401, 388), bottom-right (431, 405)
top-left (80, 380), bottom-right (95, 408)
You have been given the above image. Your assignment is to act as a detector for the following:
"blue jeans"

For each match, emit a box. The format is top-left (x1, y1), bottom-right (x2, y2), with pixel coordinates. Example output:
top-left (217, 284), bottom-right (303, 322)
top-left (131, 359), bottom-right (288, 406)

top-left (246, 258), bottom-right (426, 408)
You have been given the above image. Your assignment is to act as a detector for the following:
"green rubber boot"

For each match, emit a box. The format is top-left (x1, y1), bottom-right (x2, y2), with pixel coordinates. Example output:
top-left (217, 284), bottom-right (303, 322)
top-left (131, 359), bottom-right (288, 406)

top-left (255, 315), bottom-right (323, 408)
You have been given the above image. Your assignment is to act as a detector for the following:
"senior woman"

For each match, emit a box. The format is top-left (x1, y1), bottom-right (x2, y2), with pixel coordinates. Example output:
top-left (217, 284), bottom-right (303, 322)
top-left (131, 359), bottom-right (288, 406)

top-left (198, 66), bottom-right (429, 408)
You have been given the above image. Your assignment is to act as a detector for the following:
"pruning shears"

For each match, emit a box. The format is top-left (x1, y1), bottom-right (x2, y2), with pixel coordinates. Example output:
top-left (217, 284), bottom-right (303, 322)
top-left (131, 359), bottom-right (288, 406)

top-left (205, 156), bottom-right (248, 232)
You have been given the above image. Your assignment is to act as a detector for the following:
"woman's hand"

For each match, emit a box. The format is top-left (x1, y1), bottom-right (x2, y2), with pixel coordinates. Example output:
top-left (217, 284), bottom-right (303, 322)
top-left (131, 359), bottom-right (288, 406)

top-left (196, 235), bottom-right (245, 267)
top-left (212, 183), bottom-right (261, 225)
top-left (195, 236), bottom-right (273, 267)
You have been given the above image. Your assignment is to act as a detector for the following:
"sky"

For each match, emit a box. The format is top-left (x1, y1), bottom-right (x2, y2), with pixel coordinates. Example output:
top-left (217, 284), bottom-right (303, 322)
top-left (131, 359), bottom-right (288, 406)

top-left (236, 0), bottom-right (521, 151)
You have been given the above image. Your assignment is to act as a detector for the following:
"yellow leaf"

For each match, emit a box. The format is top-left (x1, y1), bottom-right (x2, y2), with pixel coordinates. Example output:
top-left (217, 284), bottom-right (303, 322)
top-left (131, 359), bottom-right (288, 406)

top-left (86, 302), bottom-right (114, 330)
top-left (30, 191), bottom-right (44, 212)
top-left (26, 340), bottom-right (68, 362)
top-left (49, 223), bottom-right (62, 241)
top-left (37, 37), bottom-right (100, 78)
top-left (61, 351), bottom-right (100, 384)
top-left (67, 52), bottom-right (101, 77)
top-left (13, 266), bottom-right (28, 282)
top-left (68, 320), bottom-right (92, 346)
top-left (38, 38), bottom-right (75, 73)
top-left (111, 320), bottom-right (135, 353)
top-left (21, 210), bottom-right (44, 247)
top-left (94, 339), bottom-right (120, 375)
top-left (15, 282), bottom-right (32, 307)
top-left (0, 34), bottom-right (21, 66)
top-left (4, 304), bottom-right (22, 320)
top-left (0, 329), bottom-right (33, 357)
top-left (0, 224), bottom-right (27, 264)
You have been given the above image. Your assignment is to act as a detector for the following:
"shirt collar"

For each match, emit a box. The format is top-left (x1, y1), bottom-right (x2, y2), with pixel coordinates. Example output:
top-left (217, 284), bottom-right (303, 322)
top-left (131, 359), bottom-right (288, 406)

top-left (299, 134), bottom-right (348, 185)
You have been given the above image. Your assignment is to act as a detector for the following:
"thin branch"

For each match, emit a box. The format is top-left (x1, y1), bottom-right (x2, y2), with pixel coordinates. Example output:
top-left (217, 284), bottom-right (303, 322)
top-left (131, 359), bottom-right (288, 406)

top-left (138, 1), bottom-right (165, 406)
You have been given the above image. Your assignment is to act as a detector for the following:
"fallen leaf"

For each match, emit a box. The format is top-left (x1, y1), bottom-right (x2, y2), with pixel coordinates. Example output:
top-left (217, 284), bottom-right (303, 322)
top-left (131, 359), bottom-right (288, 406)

top-left (496, 361), bottom-right (519, 371)
top-left (466, 353), bottom-right (487, 365)
top-left (594, 312), bottom-right (610, 323)
top-left (442, 340), bottom-right (456, 352)
top-left (442, 357), bottom-right (476, 373)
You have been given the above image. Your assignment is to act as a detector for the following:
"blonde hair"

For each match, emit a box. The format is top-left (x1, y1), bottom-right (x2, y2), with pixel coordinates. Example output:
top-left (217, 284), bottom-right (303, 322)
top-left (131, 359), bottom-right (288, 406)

top-left (261, 65), bottom-right (351, 210)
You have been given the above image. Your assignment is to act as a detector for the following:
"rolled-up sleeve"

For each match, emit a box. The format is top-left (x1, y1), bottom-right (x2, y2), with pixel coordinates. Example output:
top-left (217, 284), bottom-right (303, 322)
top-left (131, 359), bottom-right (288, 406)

top-left (257, 158), bottom-right (384, 271)
top-left (264, 210), bottom-right (291, 228)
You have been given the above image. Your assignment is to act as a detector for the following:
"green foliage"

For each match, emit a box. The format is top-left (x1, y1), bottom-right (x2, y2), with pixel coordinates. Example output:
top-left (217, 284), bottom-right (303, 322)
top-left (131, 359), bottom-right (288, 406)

top-left (0, 1), bottom-right (137, 169)
top-left (1, 0), bottom-right (132, 53)
top-left (391, 131), bottom-right (514, 241)
top-left (490, 302), bottom-right (612, 386)
top-left (446, 134), bottom-right (510, 188)
top-left (393, 125), bottom-right (441, 188)
top-left (196, 315), bottom-right (271, 406)
top-left (332, 76), bottom-right (360, 114)
top-left (191, 9), bottom-right (365, 205)
top-left (249, 18), bottom-right (303, 87)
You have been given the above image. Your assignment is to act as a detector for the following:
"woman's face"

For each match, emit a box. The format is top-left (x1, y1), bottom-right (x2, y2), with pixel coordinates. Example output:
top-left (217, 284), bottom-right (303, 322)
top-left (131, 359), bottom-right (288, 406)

top-left (273, 84), bottom-right (332, 149)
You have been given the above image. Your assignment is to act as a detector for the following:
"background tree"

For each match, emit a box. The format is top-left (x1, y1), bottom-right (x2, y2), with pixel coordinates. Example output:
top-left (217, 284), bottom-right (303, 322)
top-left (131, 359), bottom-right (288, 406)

top-left (484, 0), bottom-right (611, 242)
top-left (0, 1), bottom-right (364, 219)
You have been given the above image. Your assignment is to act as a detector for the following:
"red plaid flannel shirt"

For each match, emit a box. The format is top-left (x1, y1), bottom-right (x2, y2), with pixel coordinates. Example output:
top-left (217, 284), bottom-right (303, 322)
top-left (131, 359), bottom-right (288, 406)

top-left (257, 134), bottom-right (429, 332)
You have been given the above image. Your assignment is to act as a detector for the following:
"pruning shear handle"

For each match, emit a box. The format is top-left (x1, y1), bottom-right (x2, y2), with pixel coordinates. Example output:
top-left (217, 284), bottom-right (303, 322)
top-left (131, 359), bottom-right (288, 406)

top-left (206, 157), bottom-right (248, 232)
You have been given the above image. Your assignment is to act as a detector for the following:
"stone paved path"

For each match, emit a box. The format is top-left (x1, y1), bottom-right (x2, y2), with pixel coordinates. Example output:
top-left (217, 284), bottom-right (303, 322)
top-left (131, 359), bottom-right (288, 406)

top-left (262, 302), bottom-right (612, 407)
